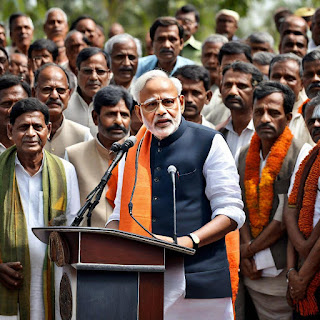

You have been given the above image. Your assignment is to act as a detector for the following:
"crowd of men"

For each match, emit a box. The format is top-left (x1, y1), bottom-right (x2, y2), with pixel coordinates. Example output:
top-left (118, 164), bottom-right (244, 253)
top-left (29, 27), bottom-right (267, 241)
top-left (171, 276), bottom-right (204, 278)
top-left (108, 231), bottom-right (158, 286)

top-left (0, 4), bottom-right (320, 320)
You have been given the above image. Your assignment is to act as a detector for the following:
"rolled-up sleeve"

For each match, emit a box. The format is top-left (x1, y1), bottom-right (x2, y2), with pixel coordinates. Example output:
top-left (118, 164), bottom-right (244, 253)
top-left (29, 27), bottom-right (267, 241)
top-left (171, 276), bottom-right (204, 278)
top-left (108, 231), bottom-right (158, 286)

top-left (203, 134), bottom-right (245, 229)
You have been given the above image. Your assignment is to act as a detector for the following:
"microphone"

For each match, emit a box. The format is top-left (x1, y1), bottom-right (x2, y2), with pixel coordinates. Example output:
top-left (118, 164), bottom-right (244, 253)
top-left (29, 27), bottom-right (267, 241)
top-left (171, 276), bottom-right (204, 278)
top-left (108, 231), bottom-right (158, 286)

top-left (110, 136), bottom-right (137, 153)
top-left (167, 165), bottom-right (178, 244)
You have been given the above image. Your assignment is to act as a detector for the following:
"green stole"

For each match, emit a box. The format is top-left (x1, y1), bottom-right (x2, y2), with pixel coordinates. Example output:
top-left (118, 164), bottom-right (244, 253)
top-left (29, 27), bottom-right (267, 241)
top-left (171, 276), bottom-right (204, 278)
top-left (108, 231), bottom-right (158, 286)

top-left (0, 146), bottom-right (67, 320)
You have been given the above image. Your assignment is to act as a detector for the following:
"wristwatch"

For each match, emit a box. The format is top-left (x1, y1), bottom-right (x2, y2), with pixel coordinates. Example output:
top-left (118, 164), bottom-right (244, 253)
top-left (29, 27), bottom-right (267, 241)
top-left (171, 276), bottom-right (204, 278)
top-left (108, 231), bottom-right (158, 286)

top-left (187, 233), bottom-right (200, 250)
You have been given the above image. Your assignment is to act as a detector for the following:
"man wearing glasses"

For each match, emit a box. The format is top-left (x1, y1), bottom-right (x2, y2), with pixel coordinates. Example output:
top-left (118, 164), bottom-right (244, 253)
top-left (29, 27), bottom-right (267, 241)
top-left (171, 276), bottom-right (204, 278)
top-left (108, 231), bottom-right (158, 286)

top-left (64, 47), bottom-right (111, 136)
top-left (107, 70), bottom-right (245, 319)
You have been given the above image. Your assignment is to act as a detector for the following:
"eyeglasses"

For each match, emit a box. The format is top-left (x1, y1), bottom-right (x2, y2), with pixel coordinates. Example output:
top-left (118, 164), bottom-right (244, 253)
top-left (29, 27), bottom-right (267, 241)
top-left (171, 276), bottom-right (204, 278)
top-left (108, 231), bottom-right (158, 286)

top-left (176, 17), bottom-right (196, 26)
top-left (33, 55), bottom-right (52, 62)
top-left (139, 96), bottom-right (179, 113)
top-left (80, 68), bottom-right (110, 76)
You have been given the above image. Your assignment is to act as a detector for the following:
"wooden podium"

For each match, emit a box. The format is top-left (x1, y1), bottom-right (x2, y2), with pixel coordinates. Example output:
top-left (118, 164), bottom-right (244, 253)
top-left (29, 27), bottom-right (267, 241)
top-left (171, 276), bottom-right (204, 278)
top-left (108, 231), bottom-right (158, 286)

top-left (33, 227), bottom-right (194, 320)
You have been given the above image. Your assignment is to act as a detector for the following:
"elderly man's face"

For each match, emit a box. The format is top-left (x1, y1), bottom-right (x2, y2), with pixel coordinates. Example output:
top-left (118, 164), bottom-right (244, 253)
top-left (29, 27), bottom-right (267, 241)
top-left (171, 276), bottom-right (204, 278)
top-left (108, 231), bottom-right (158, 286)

top-left (34, 66), bottom-right (70, 123)
top-left (44, 10), bottom-right (68, 42)
top-left (111, 40), bottom-right (138, 87)
top-left (152, 25), bottom-right (184, 67)
top-left (92, 99), bottom-right (131, 143)
top-left (0, 25), bottom-right (6, 47)
top-left (7, 111), bottom-right (51, 156)
top-left (201, 41), bottom-right (224, 86)
top-left (216, 14), bottom-right (237, 40)
top-left (248, 41), bottom-right (273, 55)
top-left (279, 34), bottom-right (307, 58)
top-left (77, 53), bottom-right (110, 103)
top-left (10, 16), bottom-right (33, 48)
top-left (269, 60), bottom-right (302, 101)
top-left (135, 77), bottom-right (185, 140)
top-left (303, 60), bottom-right (320, 99)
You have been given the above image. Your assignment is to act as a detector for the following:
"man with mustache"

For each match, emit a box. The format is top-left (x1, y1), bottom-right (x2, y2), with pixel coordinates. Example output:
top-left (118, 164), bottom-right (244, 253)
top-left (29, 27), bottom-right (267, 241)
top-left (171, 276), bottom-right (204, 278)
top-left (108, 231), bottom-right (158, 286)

top-left (219, 61), bottom-right (263, 158)
top-left (173, 64), bottom-right (214, 128)
top-left (303, 95), bottom-right (320, 142)
top-left (66, 85), bottom-right (131, 227)
top-left (302, 50), bottom-right (320, 100)
top-left (104, 33), bottom-right (140, 90)
top-left (34, 63), bottom-right (92, 158)
top-left (238, 81), bottom-right (312, 320)
top-left (106, 70), bottom-right (245, 319)
top-left (135, 17), bottom-right (194, 78)
top-left (64, 47), bottom-right (111, 136)
top-left (0, 24), bottom-right (7, 48)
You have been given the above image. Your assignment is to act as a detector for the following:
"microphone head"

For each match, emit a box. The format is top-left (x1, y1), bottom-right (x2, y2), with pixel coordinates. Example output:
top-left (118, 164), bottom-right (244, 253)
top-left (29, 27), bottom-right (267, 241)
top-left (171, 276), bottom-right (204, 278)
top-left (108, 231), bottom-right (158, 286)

top-left (110, 142), bottom-right (122, 153)
top-left (167, 165), bottom-right (177, 175)
top-left (122, 136), bottom-right (137, 151)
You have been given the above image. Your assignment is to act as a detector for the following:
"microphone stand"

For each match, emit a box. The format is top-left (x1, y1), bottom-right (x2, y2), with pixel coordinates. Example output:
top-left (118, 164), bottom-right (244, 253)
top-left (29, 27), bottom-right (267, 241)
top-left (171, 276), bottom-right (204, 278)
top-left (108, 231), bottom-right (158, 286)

top-left (71, 148), bottom-right (127, 227)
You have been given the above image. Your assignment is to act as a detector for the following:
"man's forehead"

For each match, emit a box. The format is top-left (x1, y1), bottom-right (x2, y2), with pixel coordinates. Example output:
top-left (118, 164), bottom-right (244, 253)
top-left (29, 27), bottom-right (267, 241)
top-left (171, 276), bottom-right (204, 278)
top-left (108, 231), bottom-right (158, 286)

top-left (112, 40), bottom-right (137, 53)
top-left (272, 59), bottom-right (300, 72)
top-left (47, 10), bottom-right (65, 21)
top-left (14, 111), bottom-right (46, 123)
top-left (254, 92), bottom-right (284, 106)
top-left (303, 60), bottom-right (320, 70)
top-left (39, 66), bottom-right (67, 83)
top-left (101, 99), bottom-right (129, 112)
top-left (223, 69), bottom-right (252, 82)
top-left (155, 25), bottom-right (180, 37)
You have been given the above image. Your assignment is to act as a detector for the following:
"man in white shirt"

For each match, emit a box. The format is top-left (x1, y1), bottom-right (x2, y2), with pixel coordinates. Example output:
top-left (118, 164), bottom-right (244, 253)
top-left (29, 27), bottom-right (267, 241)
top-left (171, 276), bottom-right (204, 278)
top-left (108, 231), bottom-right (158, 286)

top-left (34, 63), bottom-right (92, 158)
top-left (64, 47), bottom-right (111, 136)
top-left (0, 97), bottom-right (80, 319)
top-left (107, 70), bottom-right (245, 319)
top-left (219, 61), bottom-right (263, 158)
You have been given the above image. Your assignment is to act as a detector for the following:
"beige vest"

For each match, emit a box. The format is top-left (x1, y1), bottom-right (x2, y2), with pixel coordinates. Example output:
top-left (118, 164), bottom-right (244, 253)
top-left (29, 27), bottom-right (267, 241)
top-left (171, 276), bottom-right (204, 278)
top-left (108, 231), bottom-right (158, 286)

top-left (66, 138), bottom-right (113, 227)
top-left (45, 118), bottom-right (92, 158)
top-left (238, 137), bottom-right (304, 269)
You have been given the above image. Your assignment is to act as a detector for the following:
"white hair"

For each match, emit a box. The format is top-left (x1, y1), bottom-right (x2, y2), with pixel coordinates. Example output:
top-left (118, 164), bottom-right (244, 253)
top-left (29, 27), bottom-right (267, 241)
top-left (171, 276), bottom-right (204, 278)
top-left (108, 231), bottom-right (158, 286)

top-left (104, 33), bottom-right (142, 58)
top-left (44, 8), bottom-right (68, 24)
top-left (201, 34), bottom-right (228, 50)
top-left (132, 70), bottom-right (182, 103)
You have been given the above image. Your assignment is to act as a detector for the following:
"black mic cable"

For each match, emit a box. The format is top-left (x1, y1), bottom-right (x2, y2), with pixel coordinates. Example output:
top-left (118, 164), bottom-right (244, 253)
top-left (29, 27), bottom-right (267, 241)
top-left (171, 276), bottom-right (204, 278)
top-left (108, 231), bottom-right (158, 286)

top-left (167, 165), bottom-right (178, 244)
top-left (128, 132), bottom-right (156, 238)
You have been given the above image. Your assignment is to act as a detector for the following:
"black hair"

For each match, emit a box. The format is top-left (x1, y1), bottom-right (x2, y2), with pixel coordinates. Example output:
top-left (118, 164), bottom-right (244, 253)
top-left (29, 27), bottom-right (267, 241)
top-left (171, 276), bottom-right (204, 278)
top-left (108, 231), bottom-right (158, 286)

top-left (28, 39), bottom-right (59, 61)
top-left (302, 50), bottom-right (320, 70)
top-left (76, 47), bottom-right (110, 70)
top-left (253, 81), bottom-right (295, 115)
top-left (0, 46), bottom-right (9, 60)
top-left (269, 53), bottom-right (302, 78)
top-left (70, 15), bottom-right (97, 31)
top-left (10, 97), bottom-right (50, 124)
top-left (93, 85), bottom-right (133, 114)
top-left (150, 17), bottom-right (184, 42)
top-left (0, 74), bottom-right (31, 96)
top-left (173, 65), bottom-right (210, 91)
top-left (175, 4), bottom-right (200, 23)
top-left (222, 61), bottom-right (263, 86)
top-left (218, 41), bottom-right (252, 65)
top-left (34, 63), bottom-right (70, 88)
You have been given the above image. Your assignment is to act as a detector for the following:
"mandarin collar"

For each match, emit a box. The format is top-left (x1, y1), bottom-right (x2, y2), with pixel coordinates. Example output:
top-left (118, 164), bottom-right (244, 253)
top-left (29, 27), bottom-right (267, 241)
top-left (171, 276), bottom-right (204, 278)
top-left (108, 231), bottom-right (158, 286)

top-left (151, 117), bottom-right (187, 147)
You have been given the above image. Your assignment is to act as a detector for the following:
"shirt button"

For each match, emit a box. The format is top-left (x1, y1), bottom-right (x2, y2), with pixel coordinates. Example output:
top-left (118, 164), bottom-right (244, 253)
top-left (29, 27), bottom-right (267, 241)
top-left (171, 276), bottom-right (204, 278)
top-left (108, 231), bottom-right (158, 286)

top-left (152, 218), bottom-right (157, 223)
top-left (154, 177), bottom-right (159, 182)
top-left (156, 167), bottom-right (161, 171)
top-left (158, 148), bottom-right (162, 152)
top-left (153, 196), bottom-right (158, 201)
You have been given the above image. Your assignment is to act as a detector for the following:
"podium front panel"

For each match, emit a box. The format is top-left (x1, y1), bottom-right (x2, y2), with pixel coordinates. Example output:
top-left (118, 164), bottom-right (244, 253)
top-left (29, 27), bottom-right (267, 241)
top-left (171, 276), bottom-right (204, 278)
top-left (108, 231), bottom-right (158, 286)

top-left (77, 270), bottom-right (138, 319)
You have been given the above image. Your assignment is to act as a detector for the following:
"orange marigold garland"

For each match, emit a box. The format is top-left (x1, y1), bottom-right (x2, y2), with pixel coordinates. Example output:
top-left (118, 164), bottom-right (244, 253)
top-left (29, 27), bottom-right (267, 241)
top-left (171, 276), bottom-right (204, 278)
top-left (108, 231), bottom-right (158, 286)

top-left (288, 141), bottom-right (320, 316)
top-left (244, 126), bottom-right (293, 238)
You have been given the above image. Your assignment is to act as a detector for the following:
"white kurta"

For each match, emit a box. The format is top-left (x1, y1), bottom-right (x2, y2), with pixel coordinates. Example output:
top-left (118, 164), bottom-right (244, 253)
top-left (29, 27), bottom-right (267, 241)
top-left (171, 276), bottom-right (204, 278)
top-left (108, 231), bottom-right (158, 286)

top-left (0, 154), bottom-right (80, 320)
